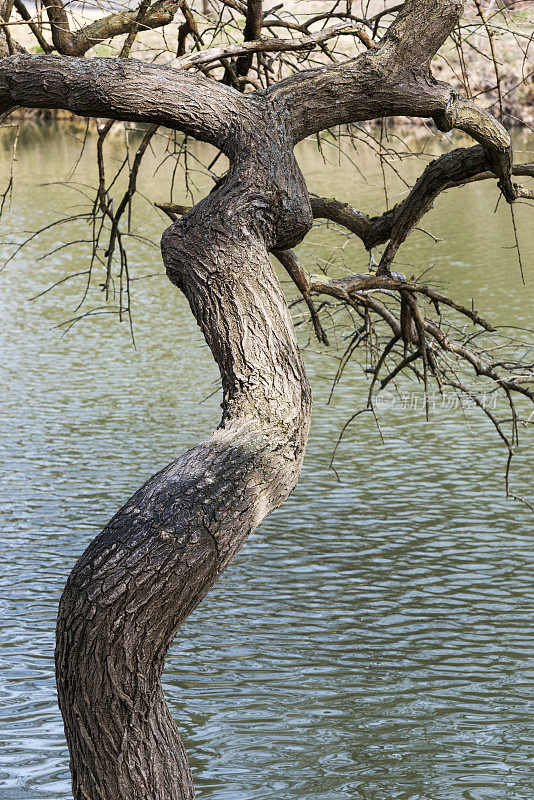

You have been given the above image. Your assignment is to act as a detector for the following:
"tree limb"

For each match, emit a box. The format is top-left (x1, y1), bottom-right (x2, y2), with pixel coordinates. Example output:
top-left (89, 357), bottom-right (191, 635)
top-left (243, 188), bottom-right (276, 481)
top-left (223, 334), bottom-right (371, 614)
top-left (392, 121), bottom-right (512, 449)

top-left (377, 0), bottom-right (463, 72)
top-left (434, 95), bottom-right (514, 201)
top-left (267, 0), bottom-right (464, 141)
top-left (174, 21), bottom-right (371, 69)
top-left (304, 271), bottom-right (533, 402)
top-left (74, 0), bottom-right (184, 58)
top-left (310, 148), bottom-right (533, 269)
top-left (42, 0), bottom-right (184, 57)
top-left (13, 0), bottom-right (52, 53)
top-left (273, 248), bottom-right (329, 345)
top-left (236, 0), bottom-right (262, 78)
top-left (0, 54), bottom-right (249, 153)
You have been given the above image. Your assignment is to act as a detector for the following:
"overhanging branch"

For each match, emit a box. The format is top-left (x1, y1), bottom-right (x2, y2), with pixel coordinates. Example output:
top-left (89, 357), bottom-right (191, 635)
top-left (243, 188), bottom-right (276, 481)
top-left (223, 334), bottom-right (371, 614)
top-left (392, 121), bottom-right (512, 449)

top-left (434, 95), bottom-right (514, 202)
top-left (287, 260), bottom-right (534, 403)
top-left (0, 54), bottom-right (249, 153)
top-left (310, 148), bottom-right (533, 270)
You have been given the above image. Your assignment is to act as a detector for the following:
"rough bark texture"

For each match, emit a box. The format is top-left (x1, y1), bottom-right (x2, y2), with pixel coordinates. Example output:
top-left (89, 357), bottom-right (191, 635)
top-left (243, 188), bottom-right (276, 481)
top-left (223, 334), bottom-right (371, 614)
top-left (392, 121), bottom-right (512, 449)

top-left (0, 54), bottom-right (246, 151)
top-left (55, 104), bottom-right (314, 800)
top-left (0, 2), bottom-right (521, 798)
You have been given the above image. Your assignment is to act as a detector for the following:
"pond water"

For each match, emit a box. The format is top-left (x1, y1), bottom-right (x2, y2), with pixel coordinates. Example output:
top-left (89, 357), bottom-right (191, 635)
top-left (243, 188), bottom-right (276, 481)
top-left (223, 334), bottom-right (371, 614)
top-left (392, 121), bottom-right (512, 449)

top-left (0, 124), bottom-right (533, 800)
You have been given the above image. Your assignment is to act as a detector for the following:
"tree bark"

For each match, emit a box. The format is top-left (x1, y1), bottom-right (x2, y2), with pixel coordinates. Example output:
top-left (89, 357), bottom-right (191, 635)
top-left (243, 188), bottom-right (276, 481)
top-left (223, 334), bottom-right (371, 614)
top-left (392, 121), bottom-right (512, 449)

top-left (0, 55), bottom-right (247, 152)
top-left (55, 111), bottom-right (314, 799)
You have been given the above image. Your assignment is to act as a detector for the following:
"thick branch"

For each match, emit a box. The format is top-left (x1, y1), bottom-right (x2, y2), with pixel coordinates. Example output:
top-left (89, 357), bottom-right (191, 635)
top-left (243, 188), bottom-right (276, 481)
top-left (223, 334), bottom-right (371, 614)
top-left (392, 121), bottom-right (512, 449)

top-left (434, 96), bottom-right (514, 201)
top-left (262, 0), bottom-right (510, 196)
top-left (310, 195), bottom-right (390, 251)
top-left (43, 0), bottom-right (72, 54)
top-left (267, 60), bottom-right (453, 142)
top-left (266, 0), bottom-right (464, 141)
top-left (377, 0), bottom-right (463, 71)
top-left (0, 54), bottom-right (250, 153)
top-left (377, 145), bottom-right (493, 271)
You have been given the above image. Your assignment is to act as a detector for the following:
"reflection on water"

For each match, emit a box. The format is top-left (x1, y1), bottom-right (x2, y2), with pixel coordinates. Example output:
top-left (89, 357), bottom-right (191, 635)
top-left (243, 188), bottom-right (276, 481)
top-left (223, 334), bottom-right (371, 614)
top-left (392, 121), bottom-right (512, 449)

top-left (0, 125), bottom-right (533, 800)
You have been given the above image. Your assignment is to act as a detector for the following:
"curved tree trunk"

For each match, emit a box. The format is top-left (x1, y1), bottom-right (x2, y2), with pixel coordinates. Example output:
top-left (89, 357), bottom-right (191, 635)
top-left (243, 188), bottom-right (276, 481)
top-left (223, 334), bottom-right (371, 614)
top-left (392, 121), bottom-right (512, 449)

top-left (55, 135), bottom-right (314, 799)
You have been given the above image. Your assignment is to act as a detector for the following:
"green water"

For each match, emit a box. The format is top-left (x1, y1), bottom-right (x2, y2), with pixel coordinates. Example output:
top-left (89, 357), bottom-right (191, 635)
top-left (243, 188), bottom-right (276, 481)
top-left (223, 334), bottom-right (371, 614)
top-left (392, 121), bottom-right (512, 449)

top-left (0, 123), bottom-right (533, 800)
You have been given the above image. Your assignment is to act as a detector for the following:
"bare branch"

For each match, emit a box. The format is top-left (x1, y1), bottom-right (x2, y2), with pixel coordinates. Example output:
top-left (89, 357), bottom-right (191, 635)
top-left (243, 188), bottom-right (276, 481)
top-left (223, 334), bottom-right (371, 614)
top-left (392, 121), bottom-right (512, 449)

top-left (236, 0), bottom-right (263, 78)
top-left (273, 248), bottom-right (329, 345)
top-left (42, 0), bottom-right (72, 55)
top-left (41, 0), bottom-right (184, 56)
top-left (174, 21), bottom-right (372, 69)
top-left (74, 0), bottom-right (184, 58)
top-left (13, 0), bottom-right (52, 53)
top-left (311, 148), bottom-right (534, 270)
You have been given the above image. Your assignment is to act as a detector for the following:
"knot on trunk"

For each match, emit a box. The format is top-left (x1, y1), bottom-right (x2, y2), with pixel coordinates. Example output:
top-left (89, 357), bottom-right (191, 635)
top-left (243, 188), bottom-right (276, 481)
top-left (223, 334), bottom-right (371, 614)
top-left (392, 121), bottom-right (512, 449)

top-left (271, 188), bottom-right (313, 250)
